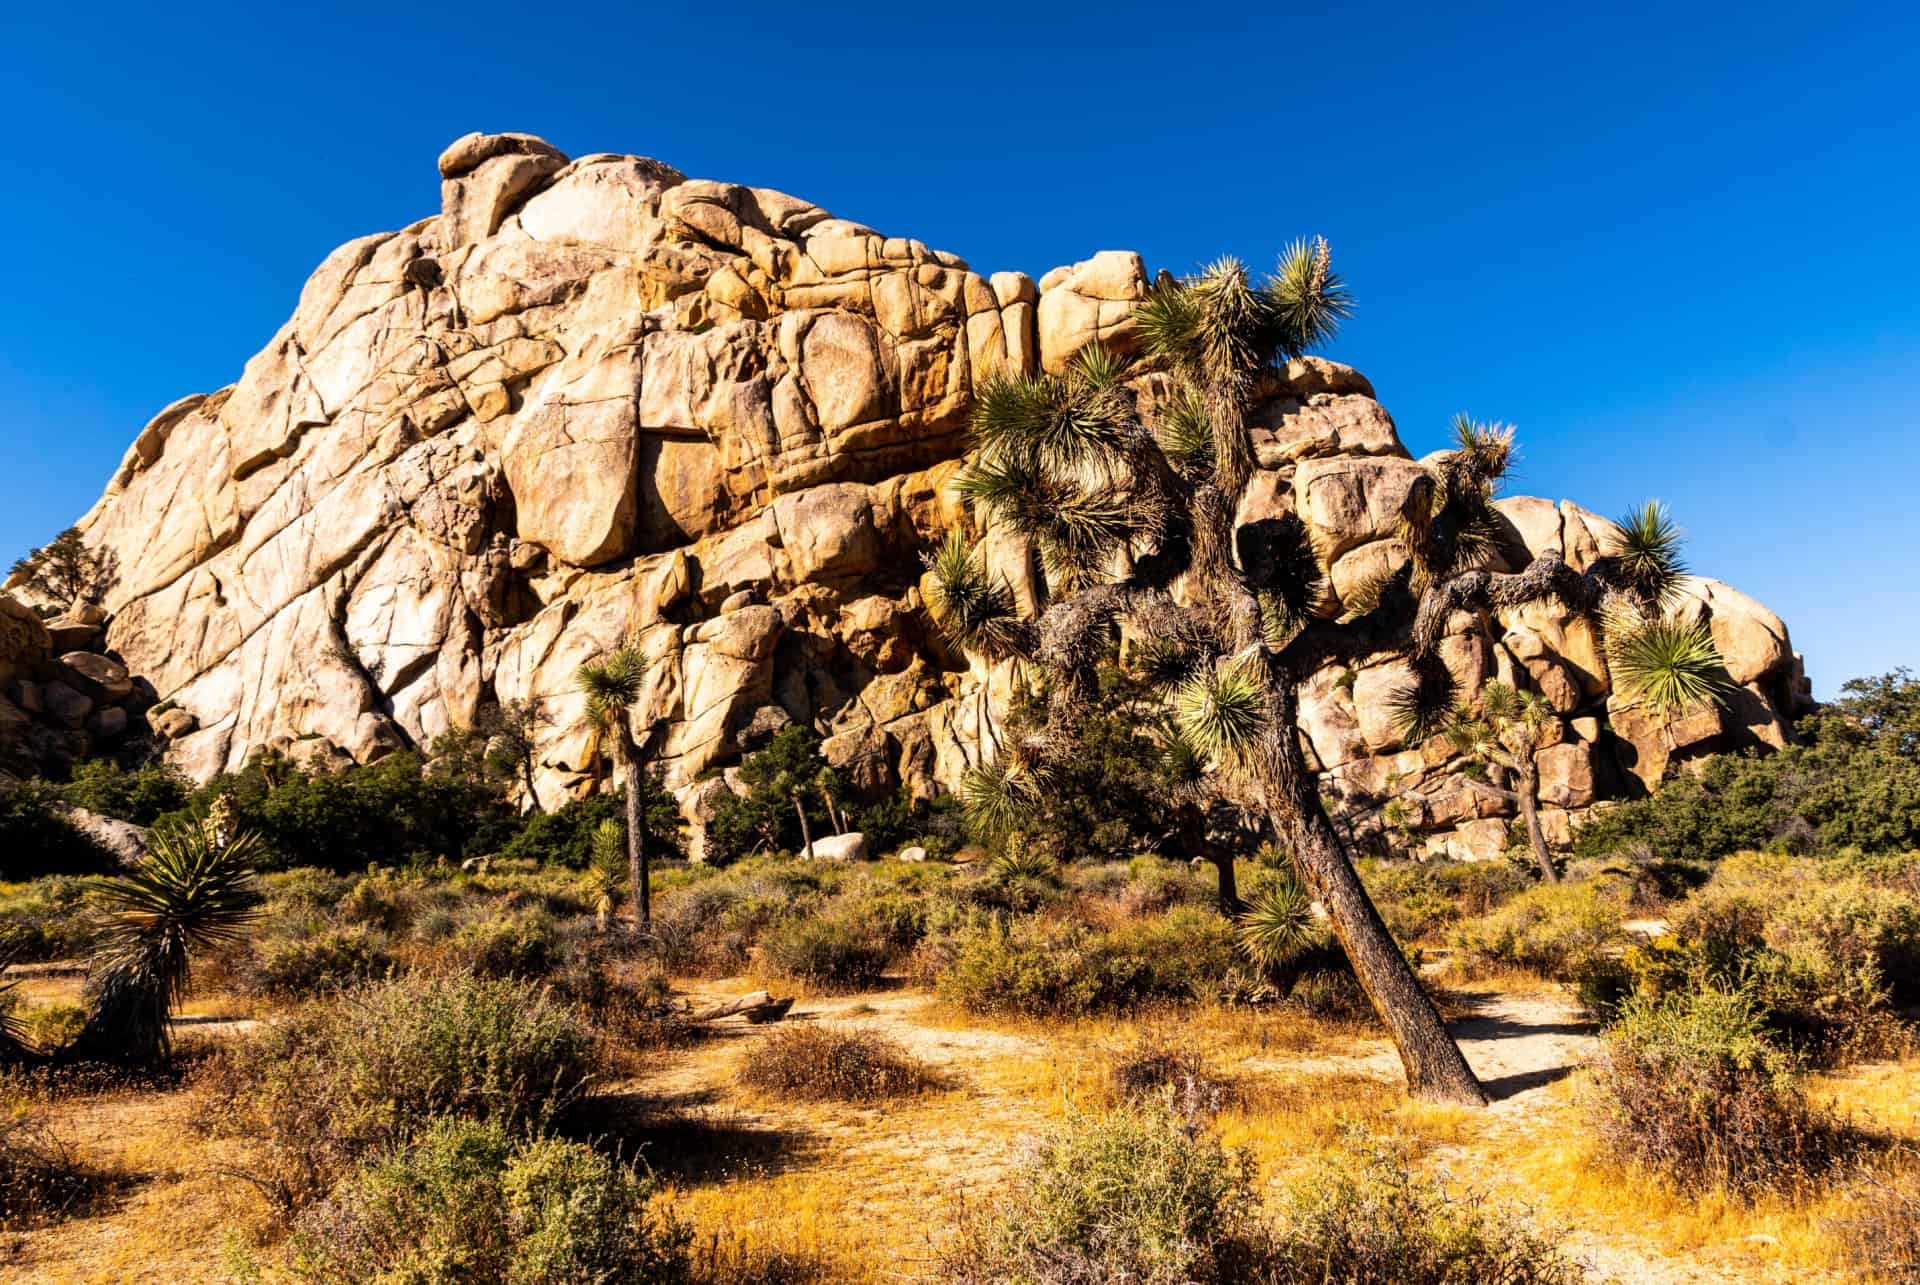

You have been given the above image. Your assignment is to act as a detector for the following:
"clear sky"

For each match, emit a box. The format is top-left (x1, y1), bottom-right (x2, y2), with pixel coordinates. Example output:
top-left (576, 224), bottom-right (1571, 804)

top-left (2, 1), bottom-right (1914, 696)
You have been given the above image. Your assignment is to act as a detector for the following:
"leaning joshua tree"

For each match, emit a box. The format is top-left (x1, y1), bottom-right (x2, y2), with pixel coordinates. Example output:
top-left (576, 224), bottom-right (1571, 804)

top-left (576, 645), bottom-right (655, 928)
top-left (927, 244), bottom-right (1726, 1104)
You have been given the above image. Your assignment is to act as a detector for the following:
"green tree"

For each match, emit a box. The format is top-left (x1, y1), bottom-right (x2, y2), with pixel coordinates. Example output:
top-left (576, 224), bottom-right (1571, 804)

top-left (9, 526), bottom-right (117, 612)
top-left (928, 247), bottom-right (1724, 1105)
top-left (574, 647), bottom-right (656, 927)
top-left (477, 698), bottom-right (552, 814)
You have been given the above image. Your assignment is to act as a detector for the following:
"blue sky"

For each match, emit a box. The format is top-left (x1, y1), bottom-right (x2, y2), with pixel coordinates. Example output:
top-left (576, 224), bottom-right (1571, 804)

top-left (2, 1), bottom-right (1914, 696)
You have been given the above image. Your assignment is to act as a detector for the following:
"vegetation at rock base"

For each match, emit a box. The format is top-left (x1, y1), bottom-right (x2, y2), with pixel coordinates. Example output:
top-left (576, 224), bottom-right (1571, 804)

top-left (7, 527), bottom-right (116, 613)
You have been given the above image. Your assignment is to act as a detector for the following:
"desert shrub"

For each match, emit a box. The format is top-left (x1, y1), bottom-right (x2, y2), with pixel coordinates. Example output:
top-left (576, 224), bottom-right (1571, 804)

top-left (1265, 1131), bottom-right (1582, 1284)
top-left (843, 889), bottom-right (928, 952)
top-left (17, 1003), bottom-right (86, 1052)
top-left (1448, 875), bottom-right (1628, 979)
top-left (1659, 852), bottom-right (1920, 1062)
top-left (1281, 968), bottom-right (1377, 1023)
top-left (940, 1096), bottom-right (1265, 1284)
top-left (758, 916), bottom-right (891, 988)
top-left (704, 728), bottom-right (842, 865)
top-left (937, 906), bottom-right (1236, 1018)
top-left (286, 1117), bottom-right (692, 1283)
top-left (198, 970), bottom-right (595, 1209)
top-left (447, 909), bottom-right (560, 979)
top-left (260, 866), bottom-right (354, 914)
top-left (0, 1104), bottom-right (102, 1229)
top-left (1109, 1032), bottom-right (1236, 1117)
top-left (0, 782), bottom-right (116, 879)
top-left (1121, 854), bottom-right (1213, 914)
top-left (1840, 1158), bottom-right (1920, 1284)
top-left (1358, 857), bottom-right (1530, 942)
top-left (246, 925), bottom-right (394, 996)
top-left (1590, 981), bottom-right (1851, 1197)
top-left (737, 1024), bottom-right (938, 1101)
top-left (497, 779), bottom-right (682, 869)
top-left (0, 876), bottom-right (97, 960)
top-left (59, 760), bottom-right (191, 826)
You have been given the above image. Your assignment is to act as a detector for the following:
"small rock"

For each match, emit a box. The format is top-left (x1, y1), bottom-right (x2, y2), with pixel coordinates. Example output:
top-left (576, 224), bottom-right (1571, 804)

top-left (897, 845), bottom-right (928, 863)
top-left (41, 680), bottom-right (93, 729)
top-left (54, 652), bottom-right (133, 703)
top-left (44, 615), bottom-right (102, 651)
top-left (151, 706), bottom-right (199, 739)
top-left (719, 589), bottom-right (756, 614)
top-left (86, 706), bottom-right (129, 740)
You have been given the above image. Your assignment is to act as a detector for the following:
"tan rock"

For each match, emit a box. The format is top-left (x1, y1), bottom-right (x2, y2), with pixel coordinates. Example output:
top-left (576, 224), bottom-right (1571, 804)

top-left (1535, 741), bottom-right (1596, 808)
top-left (1294, 456), bottom-right (1433, 563)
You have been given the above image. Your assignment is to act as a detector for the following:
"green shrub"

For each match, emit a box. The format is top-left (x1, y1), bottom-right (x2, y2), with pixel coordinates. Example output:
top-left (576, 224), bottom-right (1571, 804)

top-left (0, 782), bottom-right (115, 879)
top-left (17, 1002), bottom-right (86, 1052)
top-left (941, 1096), bottom-right (1264, 1284)
top-left (1359, 858), bottom-right (1529, 942)
top-left (936, 906), bottom-right (1236, 1018)
top-left (448, 910), bottom-right (559, 979)
top-left (1591, 981), bottom-right (1851, 1197)
top-left (198, 970), bottom-right (595, 1210)
top-left (738, 1025), bottom-right (938, 1101)
top-left (758, 916), bottom-right (890, 989)
top-left (59, 760), bottom-right (191, 826)
top-left (0, 876), bottom-right (97, 961)
top-left (287, 1118), bottom-right (691, 1283)
top-left (246, 926), bottom-right (393, 997)
top-left (1265, 1131), bottom-right (1582, 1284)
top-left (1448, 875), bottom-right (1628, 978)
top-left (496, 779), bottom-right (681, 868)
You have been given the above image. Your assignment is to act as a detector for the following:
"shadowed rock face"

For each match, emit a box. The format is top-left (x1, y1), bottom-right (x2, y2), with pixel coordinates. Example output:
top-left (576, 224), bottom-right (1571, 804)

top-left (7, 132), bottom-right (1810, 855)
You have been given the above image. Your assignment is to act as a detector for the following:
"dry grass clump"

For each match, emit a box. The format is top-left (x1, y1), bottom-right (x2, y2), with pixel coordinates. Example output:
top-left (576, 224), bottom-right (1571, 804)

top-left (1840, 1156), bottom-right (1920, 1283)
top-left (1590, 980), bottom-right (1858, 1199)
top-left (1109, 1031), bottom-right (1237, 1117)
top-left (737, 1024), bottom-right (939, 1102)
top-left (0, 1104), bottom-right (105, 1230)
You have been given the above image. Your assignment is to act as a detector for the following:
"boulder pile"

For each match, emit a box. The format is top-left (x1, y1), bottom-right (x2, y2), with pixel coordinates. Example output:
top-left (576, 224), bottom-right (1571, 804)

top-left (2, 132), bottom-right (1813, 860)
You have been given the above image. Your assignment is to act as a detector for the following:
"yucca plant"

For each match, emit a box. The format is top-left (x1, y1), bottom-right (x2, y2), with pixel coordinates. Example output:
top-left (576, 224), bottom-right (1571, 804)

top-left (1606, 501), bottom-right (1688, 612)
top-left (0, 971), bottom-right (33, 1066)
top-left (576, 644), bottom-right (654, 927)
top-left (927, 239), bottom-right (1735, 1107)
top-left (586, 818), bottom-right (626, 931)
top-left (65, 822), bottom-right (263, 1065)
top-left (1606, 614), bottom-right (1733, 717)
top-left (1236, 872), bottom-right (1321, 973)
top-left (959, 753), bottom-right (1046, 846)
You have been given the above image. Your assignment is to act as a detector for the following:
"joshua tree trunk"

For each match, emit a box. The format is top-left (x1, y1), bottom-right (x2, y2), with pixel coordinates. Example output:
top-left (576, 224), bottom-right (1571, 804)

top-left (1207, 854), bottom-right (1242, 915)
top-left (1514, 760), bottom-right (1557, 883)
top-left (624, 751), bottom-right (649, 928)
top-left (1262, 673), bottom-right (1487, 1105)
top-left (520, 756), bottom-right (543, 817)
top-left (794, 793), bottom-right (814, 858)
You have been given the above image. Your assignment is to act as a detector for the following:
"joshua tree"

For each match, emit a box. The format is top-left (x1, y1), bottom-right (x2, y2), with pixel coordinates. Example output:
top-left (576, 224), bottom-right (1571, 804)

top-left (927, 245), bottom-right (1724, 1105)
top-left (66, 819), bottom-right (262, 1065)
top-left (576, 646), bottom-right (654, 928)
top-left (1440, 681), bottom-right (1562, 882)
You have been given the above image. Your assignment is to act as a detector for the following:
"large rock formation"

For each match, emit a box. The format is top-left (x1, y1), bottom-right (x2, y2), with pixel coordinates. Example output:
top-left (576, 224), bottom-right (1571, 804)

top-left (4, 133), bottom-right (1811, 857)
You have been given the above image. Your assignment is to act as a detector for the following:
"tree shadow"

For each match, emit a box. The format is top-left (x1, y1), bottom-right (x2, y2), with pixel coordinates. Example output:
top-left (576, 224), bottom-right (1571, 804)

top-left (566, 1091), bottom-right (814, 1186)
top-left (1478, 1064), bottom-right (1580, 1101)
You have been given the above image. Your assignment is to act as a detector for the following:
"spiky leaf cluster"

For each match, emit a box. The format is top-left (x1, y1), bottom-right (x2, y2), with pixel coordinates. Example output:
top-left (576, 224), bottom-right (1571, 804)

top-left (924, 530), bottom-right (1022, 658)
top-left (1403, 416), bottom-right (1514, 589)
top-left (1137, 242), bottom-right (1353, 380)
top-left (1173, 656), bottom-right (1269, 763)
top-left (1606, 614), bottom-right (1733, 716)
top-left (1236, 872), bottom-right (1321, 970)
top-left (961, 753), bottom-right (1046, 844)
top-left (1606, 501), bottom-right (1688, 611)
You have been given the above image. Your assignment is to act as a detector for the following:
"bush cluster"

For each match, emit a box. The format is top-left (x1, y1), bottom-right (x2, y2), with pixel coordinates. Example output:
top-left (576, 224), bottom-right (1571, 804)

top-left (198, 970), bottom-right (596, 1210)
top-left (1590, 981), bottom-right (1852, 1197)
top-left (1447, 874), bottom-right (1632, 980)
top-left (737, 1025), bottom-right (938, 1101)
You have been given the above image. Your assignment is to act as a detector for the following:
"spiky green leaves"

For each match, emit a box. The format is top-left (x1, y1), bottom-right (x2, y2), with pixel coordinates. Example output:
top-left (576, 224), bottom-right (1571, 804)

top-left (1607, 615), bottom-right (1732, 716)
top-left (961, 753), bottom-right (1046, 844)
top-left (1449, 415), bottom-right (1516, 485)
top-left (925, 530), bottom-right (1021, 657)
top-left (576, 647), bottom-right (648, 734)
top-left (1386, 664), bottom-right (1460, 745)
top-left (1173, 656), bottom-right (1270, 762)
top-left (1607, 501), bottom-right (1688, 611)
top-left (1236, 872), bottom-right (1321, 970)
top-left (1153, 384), bottom-right (1215, 477)
top-left (1237, 512), bottom-right (1326, 632)
top-left (90, 824), bottom-right (265, 1011)
top-left (1264, 237), bottom-right (1353, 360)
top-left (587, 819), bottom-right (626, 915)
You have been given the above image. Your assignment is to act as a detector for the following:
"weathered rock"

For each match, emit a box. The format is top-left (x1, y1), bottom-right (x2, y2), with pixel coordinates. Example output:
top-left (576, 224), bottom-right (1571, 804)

top-left (18, 131), bottom-right (1800, 858)
top-left (1535, 741), bottom-right (1597, 809)
top-left (59, 806), bottom-right (149, 865)
top-left (44, 614), bottom-right (102, 652)
top-left (897, 845), bottom-right (928, 863)
top-left (807, 831), bottom-right (868, 862)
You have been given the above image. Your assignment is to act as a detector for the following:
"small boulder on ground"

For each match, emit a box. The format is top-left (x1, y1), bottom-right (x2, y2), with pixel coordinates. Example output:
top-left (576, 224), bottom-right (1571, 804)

top-left (807, 832), bottom-right (868, 861)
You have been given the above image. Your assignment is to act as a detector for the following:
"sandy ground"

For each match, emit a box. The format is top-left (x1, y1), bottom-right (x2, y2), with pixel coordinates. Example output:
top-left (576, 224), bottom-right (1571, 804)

top-left (3, 975), bottom-right (1877, 1284)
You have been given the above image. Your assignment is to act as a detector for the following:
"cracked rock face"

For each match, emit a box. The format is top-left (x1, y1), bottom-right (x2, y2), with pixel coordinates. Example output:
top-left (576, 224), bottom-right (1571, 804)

top-left (12, 132), bottom-right (1810, 855)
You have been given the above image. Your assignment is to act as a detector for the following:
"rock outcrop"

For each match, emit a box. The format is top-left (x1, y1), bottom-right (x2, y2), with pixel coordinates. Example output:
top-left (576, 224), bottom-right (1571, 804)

top-left (4, 132), bottom-right (1811, 858)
